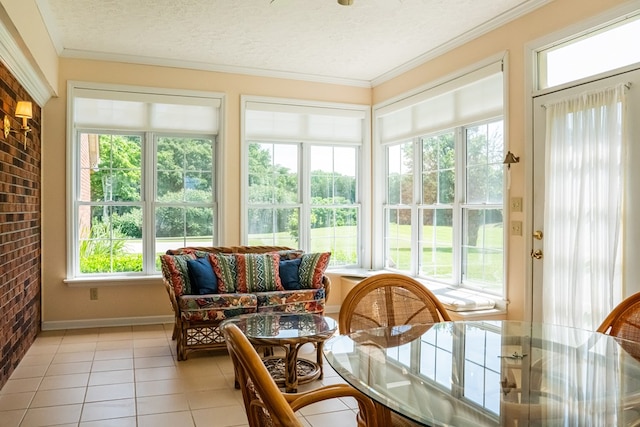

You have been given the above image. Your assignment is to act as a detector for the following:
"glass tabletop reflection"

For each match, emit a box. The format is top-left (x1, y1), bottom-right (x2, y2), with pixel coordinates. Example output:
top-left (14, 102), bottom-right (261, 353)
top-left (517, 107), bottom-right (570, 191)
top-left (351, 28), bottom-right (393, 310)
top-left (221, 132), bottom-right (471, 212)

top-left (228, 313), bottom-right (337, 341)
top-left (323, 321), bottom-right (640, 426)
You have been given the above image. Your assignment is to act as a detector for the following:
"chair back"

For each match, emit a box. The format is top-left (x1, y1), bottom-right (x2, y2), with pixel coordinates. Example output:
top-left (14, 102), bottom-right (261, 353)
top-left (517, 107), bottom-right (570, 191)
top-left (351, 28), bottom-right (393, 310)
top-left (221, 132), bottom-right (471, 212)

top-left (222, 322), bottom-right (302, 427)
top-left (339, 273), bottom-right (451, 334)
top-left (597, 292), bottom-right (640, 341)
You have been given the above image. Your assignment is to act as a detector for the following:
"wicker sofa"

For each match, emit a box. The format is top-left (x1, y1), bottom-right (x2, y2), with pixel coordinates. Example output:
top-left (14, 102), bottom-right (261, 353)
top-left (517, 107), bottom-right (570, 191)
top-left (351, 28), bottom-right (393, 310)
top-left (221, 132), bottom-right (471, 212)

top-left (160, 245), bottom-right (331, 360)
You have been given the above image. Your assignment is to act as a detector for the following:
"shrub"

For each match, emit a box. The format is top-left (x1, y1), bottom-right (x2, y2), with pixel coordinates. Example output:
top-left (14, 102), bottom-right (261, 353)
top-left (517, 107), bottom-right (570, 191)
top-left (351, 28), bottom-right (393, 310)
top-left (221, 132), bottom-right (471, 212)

top-left (80, 253), bottom-right (143, 273)
top-left (79, 221), bottom-right (126, 259)
top-left (112, 210), bottom-right (143, 238)
top-left (79, 220), bottom-right (142, 273)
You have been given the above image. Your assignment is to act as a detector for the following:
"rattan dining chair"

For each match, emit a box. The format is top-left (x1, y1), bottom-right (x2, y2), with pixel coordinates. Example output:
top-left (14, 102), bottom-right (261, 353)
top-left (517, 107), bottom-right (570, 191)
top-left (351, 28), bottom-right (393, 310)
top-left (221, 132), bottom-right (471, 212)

top-left (597, 292), bottom-right (640, 340)
top-left (339, 273), bottom-right (451, 334)
top-left (221, 322), bottom-right (379, 427)
top-left (338, 273), bottom-right (451, 427)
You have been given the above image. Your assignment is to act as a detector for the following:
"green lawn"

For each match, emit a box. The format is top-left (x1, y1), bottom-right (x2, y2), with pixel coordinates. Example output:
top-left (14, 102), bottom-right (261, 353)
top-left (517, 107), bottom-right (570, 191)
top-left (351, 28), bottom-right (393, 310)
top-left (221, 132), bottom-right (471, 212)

top-left (249, 226), bottom-right (359, 266)
top-left (248, 223), bottom-right (503, 292)
top-left (387, 222), bottom-right (504, 292)
top-left (85, 224), bottom-right (503, 294)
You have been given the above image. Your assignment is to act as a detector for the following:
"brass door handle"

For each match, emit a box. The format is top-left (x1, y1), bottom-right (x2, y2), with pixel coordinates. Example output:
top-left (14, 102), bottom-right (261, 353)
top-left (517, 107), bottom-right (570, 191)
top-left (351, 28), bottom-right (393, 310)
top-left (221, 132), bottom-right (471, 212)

top-left (531, 249), bottom-right (543, 259)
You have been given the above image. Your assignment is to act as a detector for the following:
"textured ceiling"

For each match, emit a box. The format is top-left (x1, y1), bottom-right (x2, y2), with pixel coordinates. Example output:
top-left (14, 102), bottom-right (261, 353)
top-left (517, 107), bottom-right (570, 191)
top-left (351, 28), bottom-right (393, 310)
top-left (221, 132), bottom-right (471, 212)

top-left (37, 0), bottom-right (550, 86)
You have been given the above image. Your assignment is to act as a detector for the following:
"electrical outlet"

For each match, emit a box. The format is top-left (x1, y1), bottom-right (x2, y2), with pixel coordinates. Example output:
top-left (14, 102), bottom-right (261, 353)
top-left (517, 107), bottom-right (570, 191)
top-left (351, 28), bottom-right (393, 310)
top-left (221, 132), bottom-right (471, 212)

top-left (90, 288), bottom-right (98, 300)
top-left (510, 197), bottom-right (523, 212)
top-left (511, 221), bottom-right (522, 236)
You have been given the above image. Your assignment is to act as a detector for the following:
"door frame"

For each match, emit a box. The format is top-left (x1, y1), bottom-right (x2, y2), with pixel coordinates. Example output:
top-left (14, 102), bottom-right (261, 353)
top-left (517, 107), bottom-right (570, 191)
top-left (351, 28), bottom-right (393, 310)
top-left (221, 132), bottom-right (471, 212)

top-left (523, 1), bottom-right (640, 321)
top-left (531, 71), bottom-right (639, 324)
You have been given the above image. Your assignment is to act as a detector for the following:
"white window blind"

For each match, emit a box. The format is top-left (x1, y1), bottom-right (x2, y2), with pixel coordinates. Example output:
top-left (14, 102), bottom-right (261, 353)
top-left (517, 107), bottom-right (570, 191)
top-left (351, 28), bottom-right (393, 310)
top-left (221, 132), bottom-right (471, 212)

top-left (377, 62), bottom-right (503, 145)
top-left (245, 101), bottom-right (365, 144)
top-left (73, 88), bottom-right (221, 133)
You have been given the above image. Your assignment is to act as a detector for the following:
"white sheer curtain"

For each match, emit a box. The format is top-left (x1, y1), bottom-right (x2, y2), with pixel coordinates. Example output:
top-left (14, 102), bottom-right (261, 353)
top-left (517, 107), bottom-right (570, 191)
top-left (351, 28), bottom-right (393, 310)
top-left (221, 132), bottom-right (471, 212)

top-left (542, 84), bottom-right (627, 331)
top-left (540, 329), bottom-right (622, 425)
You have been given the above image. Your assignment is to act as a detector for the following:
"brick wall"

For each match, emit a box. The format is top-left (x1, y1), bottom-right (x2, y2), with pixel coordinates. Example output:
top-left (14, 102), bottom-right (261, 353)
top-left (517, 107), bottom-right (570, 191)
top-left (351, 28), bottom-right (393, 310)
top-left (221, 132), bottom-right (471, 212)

top-left (0, 62), bottom-right (41, 390)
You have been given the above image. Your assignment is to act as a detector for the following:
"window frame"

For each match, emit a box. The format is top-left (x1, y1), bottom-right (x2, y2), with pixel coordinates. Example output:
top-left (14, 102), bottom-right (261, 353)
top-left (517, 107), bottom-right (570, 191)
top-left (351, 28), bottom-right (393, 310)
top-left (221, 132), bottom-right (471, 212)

top-left (241, 96), bottom-right (371, 268)
top-left (66, 82), bottom-right (223, 282)
top-left (382, 118), bottom-right (505, 293)
top-left (532, 10), bottom-right (640, 95)
top-left (373, 58), bottom-right (507, 297)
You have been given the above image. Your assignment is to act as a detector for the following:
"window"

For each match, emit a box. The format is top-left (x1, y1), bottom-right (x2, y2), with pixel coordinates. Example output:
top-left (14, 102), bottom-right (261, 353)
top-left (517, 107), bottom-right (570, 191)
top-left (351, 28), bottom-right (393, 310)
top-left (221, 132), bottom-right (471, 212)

top-left (419, 323), bottom-right (454, 390)
top-left (462, 323), bottom-right (501, 414)
top-left (385, 322), bottom-right (502, 417)
top-left (243, 98), bottom-right (368, 267)
top-left (68, 83), bottom-right (222, 279)
top-left (376, 61), bottom-right (505, 295)
top-left (537, 13), bottom-right (640, 90)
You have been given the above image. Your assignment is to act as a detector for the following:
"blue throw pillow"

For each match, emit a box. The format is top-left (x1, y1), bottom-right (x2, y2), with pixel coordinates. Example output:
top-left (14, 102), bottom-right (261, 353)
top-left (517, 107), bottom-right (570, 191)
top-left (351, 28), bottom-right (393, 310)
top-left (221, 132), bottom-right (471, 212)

top-left (279, 258), bottom-right (302, 290)
top-left (187, 257), bottom-right (218, 295)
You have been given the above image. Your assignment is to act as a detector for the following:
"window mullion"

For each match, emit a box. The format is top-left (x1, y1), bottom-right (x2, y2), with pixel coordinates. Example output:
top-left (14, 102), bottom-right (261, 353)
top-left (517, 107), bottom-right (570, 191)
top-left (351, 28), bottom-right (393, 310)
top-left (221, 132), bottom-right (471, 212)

top-left (299, 142), bottom-right (310, 251)
top-left (453, 127), bottom-right (465, 285)
top-left (412, 137), bottom-right (421, 276)
top-left (144, 132), bottom-right (156, 273)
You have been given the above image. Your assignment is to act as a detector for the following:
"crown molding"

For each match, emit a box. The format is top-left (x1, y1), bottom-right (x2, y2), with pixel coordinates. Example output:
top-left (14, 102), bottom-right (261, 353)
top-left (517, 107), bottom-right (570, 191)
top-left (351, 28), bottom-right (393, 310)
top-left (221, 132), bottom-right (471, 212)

top-left (371, 0), bottom-right (553, 87)
top-left (0, 5), bottom-right (55, 106)
top-left (60, 48), bottom-right (374, 89)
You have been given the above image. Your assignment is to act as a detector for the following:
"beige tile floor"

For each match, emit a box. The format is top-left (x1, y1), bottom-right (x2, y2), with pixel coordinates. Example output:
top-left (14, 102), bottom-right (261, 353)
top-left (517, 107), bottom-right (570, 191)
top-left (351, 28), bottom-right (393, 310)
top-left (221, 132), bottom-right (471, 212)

top-left (0, 324), bottom-right (361, 427)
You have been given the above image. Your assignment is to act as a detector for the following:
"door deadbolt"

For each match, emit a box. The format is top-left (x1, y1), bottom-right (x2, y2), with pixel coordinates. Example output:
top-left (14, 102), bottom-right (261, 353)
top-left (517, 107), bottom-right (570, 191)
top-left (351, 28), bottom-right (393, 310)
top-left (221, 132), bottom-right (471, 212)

top-left (533, 230), bottom-right (543, 240)
top-left (531, 249), bottom-right (543, 259)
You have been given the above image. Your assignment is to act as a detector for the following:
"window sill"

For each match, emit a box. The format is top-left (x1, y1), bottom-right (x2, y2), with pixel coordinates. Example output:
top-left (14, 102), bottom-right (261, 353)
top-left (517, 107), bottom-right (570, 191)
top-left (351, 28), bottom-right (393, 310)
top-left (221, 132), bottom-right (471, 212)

top-left (328, 268), bottom-right (507, 314)
top-left (64, 275), bottom-right (163, 287)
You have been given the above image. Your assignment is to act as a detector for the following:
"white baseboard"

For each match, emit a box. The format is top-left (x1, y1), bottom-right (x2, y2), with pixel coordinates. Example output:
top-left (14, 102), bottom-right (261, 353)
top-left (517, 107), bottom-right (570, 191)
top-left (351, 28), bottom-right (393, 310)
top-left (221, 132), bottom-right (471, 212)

top-left (41, 315), bottom-right (174, 331)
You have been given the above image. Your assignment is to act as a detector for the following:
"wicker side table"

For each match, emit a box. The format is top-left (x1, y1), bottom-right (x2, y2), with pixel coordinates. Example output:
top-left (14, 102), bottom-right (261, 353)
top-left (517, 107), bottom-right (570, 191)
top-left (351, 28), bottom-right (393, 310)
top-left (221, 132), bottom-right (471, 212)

top-left (227, 313), bottom-right (337, 392)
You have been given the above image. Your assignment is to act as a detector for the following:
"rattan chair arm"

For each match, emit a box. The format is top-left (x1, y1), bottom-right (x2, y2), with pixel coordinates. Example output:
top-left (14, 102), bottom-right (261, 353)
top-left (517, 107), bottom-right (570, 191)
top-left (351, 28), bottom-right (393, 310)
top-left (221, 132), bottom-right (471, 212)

top-left (285, 384), bottom-right (378, 427)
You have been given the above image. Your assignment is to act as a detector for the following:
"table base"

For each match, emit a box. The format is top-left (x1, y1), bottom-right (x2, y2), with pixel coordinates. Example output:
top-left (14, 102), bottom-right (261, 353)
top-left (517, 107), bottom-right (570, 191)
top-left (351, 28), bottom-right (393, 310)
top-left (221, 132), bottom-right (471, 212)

top-left (263, 356), bottom-right (321, 392)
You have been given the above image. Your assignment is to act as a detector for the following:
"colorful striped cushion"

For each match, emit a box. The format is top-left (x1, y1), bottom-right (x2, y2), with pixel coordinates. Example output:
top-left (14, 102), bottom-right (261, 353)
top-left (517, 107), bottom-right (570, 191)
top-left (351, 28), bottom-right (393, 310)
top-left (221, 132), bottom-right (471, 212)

top-left (235, 253), bottom-right (284, 293)
top-left (298, 252), bottom-right (331, 289)
top-left (160, 253), bottom-right (197, 296)
top-left (209, 253), bottom-right (239, 293)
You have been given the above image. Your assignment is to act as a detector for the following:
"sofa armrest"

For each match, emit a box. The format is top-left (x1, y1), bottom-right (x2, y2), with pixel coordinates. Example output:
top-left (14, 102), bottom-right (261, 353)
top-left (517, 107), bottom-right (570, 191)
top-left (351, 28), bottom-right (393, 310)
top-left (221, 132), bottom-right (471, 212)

top-left (163, 278), bottom-right (179, 314)
top-left (322, 275), bottom-right (331, 302)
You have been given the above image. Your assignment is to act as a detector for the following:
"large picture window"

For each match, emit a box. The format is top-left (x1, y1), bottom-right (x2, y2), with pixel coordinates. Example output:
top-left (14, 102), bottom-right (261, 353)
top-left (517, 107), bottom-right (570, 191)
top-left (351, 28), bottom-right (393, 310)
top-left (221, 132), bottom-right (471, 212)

top-left (376, 61), bottom-right (505, 295)
top-left (243, 98), bottom-right (368, 267)
top-left (68, 83), bottom-right (222, 279)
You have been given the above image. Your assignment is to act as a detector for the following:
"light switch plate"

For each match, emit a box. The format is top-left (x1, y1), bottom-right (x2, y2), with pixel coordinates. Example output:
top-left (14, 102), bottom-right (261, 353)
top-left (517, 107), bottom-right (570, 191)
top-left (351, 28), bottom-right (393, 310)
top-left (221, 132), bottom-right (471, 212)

top-left (511, 197), bottom-right (523, 212)
top-left (511, 221), bottom-right (522, 236)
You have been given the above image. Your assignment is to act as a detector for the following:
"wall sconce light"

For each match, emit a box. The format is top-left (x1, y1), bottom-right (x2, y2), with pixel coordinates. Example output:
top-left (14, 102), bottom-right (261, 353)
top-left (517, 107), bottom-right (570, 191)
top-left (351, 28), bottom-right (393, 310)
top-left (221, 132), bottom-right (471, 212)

top-left (4, 101), bottom-right (33, 149)
top-left (503, 151), bottom-right (520, 169)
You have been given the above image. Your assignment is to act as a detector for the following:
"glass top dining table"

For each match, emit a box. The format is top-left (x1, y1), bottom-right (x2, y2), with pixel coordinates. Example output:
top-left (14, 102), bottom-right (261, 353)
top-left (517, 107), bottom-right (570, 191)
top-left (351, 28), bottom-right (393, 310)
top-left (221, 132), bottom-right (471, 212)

top-left (323, 321), bottom-right (640, 426)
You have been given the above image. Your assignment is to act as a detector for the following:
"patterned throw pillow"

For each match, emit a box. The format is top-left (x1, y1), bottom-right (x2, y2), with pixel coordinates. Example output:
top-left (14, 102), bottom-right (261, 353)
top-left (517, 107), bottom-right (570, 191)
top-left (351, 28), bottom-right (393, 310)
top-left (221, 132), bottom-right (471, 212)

top-left (160, 253), bottom-right (197, 296)
top-left (235, 253), bottom-right (284, 293)
top-left (298, 252), bottom-right (331, 289)
top-left (209, 253), bottom-right (239, 293)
